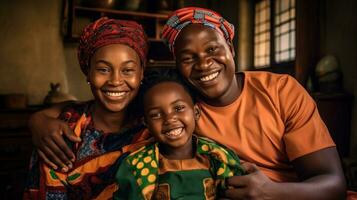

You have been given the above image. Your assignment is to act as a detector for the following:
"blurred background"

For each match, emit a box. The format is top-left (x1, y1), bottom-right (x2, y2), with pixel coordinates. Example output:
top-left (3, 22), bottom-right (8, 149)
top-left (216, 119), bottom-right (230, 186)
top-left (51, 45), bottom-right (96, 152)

top-left (0, 0), bottom-right (356, 199)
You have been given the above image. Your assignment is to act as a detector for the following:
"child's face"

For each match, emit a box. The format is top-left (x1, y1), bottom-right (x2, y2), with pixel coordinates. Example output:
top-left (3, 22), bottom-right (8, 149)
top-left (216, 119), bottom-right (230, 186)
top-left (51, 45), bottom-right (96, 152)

top-left (143, 81), bottom-right (199, 149)
top-left (174, 24), bottom-right (237, 103)
top-left (88, 44), bottom-right (143, 113)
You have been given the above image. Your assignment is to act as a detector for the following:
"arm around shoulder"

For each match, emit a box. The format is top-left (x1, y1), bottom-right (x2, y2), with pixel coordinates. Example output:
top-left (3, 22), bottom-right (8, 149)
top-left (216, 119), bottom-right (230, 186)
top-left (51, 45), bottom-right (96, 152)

top-left (29, 101), bottom-right (80, 171)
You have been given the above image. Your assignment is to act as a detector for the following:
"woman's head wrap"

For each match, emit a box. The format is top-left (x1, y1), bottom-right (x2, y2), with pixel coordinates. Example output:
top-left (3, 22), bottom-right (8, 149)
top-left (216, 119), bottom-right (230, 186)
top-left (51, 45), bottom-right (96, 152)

top-left (161, 7), bottom-right (235, 53)
top-left (78, 17), bottom-right (148, 75)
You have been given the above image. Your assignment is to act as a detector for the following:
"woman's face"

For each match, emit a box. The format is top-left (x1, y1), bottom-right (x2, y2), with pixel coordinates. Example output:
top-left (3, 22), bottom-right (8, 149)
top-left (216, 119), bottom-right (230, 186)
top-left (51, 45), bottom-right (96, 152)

top-left (88, 44), bottom-right (143, 113)
top-left (174, 24), bottom-right (237, 104)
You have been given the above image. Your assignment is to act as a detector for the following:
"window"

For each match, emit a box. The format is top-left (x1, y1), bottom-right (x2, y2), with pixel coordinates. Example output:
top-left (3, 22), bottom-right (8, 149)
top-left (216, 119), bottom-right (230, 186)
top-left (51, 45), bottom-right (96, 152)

top-left (254, 0), bottom-right (296, 69)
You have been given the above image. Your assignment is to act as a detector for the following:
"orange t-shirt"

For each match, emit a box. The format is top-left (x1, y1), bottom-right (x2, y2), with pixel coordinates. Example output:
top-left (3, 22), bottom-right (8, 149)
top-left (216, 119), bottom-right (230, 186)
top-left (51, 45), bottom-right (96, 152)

top-left (197, 71), bottom-right (335, 182)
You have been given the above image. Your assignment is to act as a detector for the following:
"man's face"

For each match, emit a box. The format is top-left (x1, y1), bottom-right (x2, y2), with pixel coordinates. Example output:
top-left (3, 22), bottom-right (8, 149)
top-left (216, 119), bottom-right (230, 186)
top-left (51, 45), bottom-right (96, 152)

top-left (174, 24), bottom-right (237, 104)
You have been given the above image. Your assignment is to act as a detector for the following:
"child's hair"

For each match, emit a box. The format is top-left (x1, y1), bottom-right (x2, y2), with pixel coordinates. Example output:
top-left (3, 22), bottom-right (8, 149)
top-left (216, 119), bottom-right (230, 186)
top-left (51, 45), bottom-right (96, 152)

top-left (138, 68), bottom-right (197, 108)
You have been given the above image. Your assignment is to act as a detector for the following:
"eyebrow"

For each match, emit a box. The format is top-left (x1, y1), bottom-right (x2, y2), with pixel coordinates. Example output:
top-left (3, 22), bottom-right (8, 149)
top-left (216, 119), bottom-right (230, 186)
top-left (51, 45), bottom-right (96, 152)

top-left (95, 59), bottom-right (138, 66)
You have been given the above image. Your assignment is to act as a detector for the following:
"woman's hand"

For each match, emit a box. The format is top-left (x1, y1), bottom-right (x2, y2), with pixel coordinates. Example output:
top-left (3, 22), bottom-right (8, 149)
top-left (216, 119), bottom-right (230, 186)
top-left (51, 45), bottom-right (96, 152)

top-left (29, 105), bottom-right (81, 171)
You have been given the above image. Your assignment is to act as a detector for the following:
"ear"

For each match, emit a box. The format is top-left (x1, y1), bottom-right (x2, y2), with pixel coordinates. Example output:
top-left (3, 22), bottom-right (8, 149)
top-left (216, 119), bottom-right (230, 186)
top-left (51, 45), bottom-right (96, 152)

top-left (193, 104), bottom-right (201, 121)
top-left (227, 40), bottom-right (235, 57)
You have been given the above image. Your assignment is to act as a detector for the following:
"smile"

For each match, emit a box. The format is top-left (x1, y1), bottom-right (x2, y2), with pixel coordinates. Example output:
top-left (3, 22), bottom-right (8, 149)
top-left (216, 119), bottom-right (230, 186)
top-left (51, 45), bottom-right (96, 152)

top-left (104, 91), bottom-right (127, 97)
top-left (199, 71), bottom-right (219, 82)
top-left (164, 127), bottom-right (183, 137)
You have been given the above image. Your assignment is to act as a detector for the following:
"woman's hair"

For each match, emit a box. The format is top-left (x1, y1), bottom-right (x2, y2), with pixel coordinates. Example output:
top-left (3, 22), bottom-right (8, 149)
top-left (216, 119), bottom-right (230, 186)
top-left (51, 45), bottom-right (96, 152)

top-left (77, 17), bottom-right (148, 75)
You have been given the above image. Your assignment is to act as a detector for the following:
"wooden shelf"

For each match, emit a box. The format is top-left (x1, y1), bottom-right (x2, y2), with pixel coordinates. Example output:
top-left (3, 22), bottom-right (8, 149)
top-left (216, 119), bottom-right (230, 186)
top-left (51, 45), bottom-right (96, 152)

top-left (64, 2), bottom-right (170, 41)
top-left (62, 1), bottom-right (174, 65)
top-left (74, 6), bottom-right (170, 19)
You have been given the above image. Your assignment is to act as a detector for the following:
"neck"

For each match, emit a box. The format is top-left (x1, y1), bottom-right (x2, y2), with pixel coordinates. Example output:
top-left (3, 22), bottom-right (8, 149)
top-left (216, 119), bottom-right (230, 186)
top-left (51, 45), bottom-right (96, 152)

top-left (92, 103), bottom-right (127, 133)
top-left (159, 137), bottom-right (194, 160)
top-left (203, 73), bottom-right (244, 106)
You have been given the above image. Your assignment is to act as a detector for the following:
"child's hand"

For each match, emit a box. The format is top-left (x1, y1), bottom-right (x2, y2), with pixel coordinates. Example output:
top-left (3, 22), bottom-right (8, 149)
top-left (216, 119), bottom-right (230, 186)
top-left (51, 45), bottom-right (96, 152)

top-left (29, 113), bottom-right (81, 172)
top-left (221, 162), bottom-right (277, 200)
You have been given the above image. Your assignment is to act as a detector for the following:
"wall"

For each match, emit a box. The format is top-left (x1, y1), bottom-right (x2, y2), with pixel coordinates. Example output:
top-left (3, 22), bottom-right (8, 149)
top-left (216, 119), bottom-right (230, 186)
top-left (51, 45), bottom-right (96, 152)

top-left (322, 0), bottom-right (357, 157)
top-left (0, 0), bottom-right (91, 106)
top-left (0, 0), bottom-right (240, 106)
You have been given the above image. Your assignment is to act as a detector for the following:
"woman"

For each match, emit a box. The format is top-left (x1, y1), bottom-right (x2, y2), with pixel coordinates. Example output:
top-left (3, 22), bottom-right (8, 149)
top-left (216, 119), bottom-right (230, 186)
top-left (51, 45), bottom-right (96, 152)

top-left (24, 17), bottom-right (151, 199)
top-left (28, 7), bottom-right (348, 200)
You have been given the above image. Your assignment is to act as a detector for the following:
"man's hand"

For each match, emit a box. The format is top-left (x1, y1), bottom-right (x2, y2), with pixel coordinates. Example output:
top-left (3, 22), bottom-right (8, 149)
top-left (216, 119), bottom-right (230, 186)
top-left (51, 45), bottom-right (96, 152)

top-left (222, 162), bottom-right (277, 200)
top-left (29, 112), bottom-right (81, 171)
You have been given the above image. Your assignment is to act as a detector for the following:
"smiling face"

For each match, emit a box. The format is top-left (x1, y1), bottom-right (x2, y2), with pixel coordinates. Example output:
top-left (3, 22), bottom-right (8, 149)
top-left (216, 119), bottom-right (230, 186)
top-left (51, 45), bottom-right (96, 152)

top-left (174, 24), bottom-right (238, 105)
top-left (88, 44), bottom-right (143, 113)
top-left (143, 81), bottom-right (199, 154)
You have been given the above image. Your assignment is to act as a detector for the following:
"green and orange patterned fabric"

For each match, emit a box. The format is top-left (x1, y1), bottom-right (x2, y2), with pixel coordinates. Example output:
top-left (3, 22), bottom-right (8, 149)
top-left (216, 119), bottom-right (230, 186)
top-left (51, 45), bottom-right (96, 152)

top-left (115, 136), bottom-right (244, 200)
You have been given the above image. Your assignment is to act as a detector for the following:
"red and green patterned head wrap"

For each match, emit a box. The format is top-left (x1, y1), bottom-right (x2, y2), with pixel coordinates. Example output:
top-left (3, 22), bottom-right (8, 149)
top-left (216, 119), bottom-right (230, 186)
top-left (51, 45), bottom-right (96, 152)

top-left (78, 17), bottom-right (148, 75)
top-left (161, 7), bottom-right (235, 54)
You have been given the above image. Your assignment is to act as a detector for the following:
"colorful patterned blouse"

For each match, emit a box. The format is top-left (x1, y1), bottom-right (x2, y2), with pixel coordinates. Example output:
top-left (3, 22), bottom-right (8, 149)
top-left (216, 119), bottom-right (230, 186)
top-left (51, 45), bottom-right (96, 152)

top-left (24, 101), bottom-right (151, 200)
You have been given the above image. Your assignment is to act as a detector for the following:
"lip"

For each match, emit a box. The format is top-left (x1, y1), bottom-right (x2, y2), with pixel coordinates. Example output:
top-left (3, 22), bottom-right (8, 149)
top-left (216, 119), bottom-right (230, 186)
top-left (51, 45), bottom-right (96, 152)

top-left (194, 70), bottom-right (221, 87)
top-left (162, 127), bottom-right (184, 140)
top-left (102, 90), bottom-right (129, 100)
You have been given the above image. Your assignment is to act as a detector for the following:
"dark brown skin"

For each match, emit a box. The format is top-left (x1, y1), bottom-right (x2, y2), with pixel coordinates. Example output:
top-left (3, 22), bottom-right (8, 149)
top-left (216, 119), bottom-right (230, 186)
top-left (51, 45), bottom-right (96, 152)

top-left (143, 82), bottom-right (200, 160)
top-left (220, 148), bottom-right (346, 200)
top-left (29, 102), bottom-right (78, 171)
top-left (30, 44), bottom-right (144, 172)
top-left (30, 23), bottom-right (346, 199)
top-left (174, 24), bottom-right (346, 200)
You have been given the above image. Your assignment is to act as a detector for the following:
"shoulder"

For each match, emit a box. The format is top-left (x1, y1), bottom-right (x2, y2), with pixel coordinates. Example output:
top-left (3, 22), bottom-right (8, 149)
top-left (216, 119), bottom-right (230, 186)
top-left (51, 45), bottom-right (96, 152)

top-left (197, 136), bottom-right (239, 160)
top-left (125, 142), bottom-right (158, 166)
top-left (58, 100), bottom-right (93, 122)
top-left (242, 71), bottom-right (296, 88)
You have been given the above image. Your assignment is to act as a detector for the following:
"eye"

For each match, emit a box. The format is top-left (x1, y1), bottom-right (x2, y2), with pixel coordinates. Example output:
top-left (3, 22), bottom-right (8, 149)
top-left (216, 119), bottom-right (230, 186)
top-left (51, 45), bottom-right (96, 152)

top-left (95, 66), bottom-right (110, 74)
top-left (207, 46), bottom-right (218, 53)
top-left (180, 55), bottom-right (195, 64)
top-left (122, 67), bottom-right (136, 75)
top-left (174, 105), bottom-right (185, 112)
top-left (148, 112), bottom-right (162, 120)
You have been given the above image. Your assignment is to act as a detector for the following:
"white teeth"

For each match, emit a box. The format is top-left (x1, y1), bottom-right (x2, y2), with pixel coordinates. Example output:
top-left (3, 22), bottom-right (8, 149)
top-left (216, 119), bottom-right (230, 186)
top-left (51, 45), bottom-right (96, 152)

top-left (105, 91), bottom-right (126, 97)
top-left (200, 72), bottom-right (219, 82)
top-left (165, 128), bottom-right (183, 137)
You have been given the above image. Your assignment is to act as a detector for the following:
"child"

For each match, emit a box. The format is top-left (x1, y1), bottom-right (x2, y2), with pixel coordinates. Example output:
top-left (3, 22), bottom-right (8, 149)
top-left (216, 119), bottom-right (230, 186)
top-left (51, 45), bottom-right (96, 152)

top-left (114, 69), bottom-right (244, 200)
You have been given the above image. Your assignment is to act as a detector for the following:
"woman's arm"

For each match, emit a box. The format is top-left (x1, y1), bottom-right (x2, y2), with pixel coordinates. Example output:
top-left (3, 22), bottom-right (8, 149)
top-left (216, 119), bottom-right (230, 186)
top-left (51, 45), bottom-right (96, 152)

top-left (29, 102), bottom-right (81, 171)
top-left (222, 147), bottom-right (346, 200)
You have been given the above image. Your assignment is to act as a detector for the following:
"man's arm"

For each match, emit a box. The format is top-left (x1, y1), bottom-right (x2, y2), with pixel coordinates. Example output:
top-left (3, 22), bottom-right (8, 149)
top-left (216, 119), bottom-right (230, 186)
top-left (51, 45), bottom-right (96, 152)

top-left (29, 102), bottom-right (81, 171)
top-left (223, 147), bottom-right (346, 200)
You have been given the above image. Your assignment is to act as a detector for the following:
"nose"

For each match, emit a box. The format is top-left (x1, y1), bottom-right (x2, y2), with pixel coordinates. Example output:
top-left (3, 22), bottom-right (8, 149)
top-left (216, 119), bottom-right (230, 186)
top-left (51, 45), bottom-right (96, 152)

top-left (108, 71), bottom-right (123, 86)
top-left (163, 112), bottom-right (177, 125)
top-left (195, 54), bottom-right (213, 70)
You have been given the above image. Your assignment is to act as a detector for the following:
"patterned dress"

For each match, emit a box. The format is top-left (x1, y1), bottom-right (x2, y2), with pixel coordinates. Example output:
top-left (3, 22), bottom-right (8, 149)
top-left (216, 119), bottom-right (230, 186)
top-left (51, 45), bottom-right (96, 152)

top-left (115, 136), bottom-right (244, 200)
top-left (24, 101), bottom-right (151, 200)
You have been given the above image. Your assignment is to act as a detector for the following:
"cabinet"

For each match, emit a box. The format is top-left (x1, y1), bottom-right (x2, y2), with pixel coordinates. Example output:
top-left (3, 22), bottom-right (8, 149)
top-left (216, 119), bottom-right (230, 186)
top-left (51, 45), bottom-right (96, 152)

top-left (63, 0), bottom-right (174, 67)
